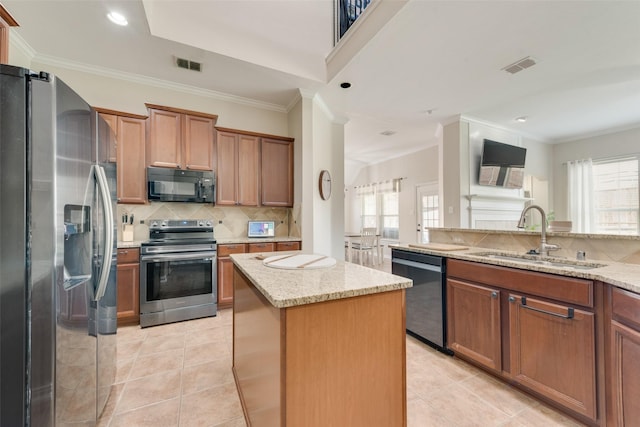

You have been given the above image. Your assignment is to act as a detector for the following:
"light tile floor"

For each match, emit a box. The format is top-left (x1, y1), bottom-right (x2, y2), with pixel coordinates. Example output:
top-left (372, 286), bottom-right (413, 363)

top-left (98, 259), bottom-right (586, 427)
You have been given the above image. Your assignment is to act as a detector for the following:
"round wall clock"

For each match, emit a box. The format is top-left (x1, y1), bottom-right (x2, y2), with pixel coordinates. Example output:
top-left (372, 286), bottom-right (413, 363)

top-left (319, 170), bottom-right (332, 200)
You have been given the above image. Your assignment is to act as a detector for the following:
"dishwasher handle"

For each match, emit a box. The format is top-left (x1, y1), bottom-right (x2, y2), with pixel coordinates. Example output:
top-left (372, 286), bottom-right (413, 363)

top-left (392, 257), bottom-right (443, 273)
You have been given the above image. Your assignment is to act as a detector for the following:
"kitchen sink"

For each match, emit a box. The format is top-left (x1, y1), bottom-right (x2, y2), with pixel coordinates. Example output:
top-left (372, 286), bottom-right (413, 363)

top-left (469, 252), bottom-right (606, 270)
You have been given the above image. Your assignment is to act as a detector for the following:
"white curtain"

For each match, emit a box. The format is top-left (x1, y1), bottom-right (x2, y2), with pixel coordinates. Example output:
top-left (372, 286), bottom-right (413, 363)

top-left (355, 183), bottom-right (375, 196)
top-left (377, 178), bottom-right (402, 194)
top-left (567, 159), bottom-right (595, 233)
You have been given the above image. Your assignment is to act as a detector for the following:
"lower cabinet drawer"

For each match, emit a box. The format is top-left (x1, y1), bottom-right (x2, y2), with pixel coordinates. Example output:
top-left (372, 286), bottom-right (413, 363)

top-left (117, 247), bottom-right (139, 263)
top-left (276, 241), bottom-right (301, 251)
top-left (248, 242), bottom-right (275, 253)
top-left (218, 244), bottom-right (247, 257)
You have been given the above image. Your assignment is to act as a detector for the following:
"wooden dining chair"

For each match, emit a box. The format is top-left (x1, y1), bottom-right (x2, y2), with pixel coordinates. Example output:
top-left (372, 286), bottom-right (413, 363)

top-left (351, 227), bottom-right (377, 265)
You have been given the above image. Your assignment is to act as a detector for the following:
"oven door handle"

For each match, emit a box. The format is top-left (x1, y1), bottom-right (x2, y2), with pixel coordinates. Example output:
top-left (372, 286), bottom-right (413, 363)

top-left (141, 252), bottom-right (216, 263)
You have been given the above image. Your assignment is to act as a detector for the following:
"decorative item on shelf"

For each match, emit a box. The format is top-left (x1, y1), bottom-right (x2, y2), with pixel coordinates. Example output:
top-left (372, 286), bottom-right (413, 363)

top-left (319, 169), bottom-right (332, 200)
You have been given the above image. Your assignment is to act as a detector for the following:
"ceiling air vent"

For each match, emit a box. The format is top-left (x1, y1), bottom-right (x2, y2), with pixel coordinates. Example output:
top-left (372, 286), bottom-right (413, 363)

top-left (175, 57), bottom-right (203, 72)
top-left (502, 56), bottom-right (537, 74)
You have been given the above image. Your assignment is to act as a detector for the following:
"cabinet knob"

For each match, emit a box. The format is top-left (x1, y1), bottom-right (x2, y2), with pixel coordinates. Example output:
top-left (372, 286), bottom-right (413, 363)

top-left (509, 296), bottom-right (516, 302)
top-left (491, 291), bottom-right (498, 298)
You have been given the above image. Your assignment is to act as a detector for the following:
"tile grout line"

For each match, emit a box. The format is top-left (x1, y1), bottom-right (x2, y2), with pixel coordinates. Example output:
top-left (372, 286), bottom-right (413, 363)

top-left (177, 328), bottom-right (187, 427)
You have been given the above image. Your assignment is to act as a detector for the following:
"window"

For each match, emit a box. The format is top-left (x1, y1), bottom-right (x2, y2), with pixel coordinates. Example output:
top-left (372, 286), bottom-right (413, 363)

top-left (592, 157), bottom-right (639, 235)
top-left (355, 179), bottom-right (401, 239)
top-left (381, 192), bottom-right (399, 239)
top-left (361, 192), bottom-right (377, 228)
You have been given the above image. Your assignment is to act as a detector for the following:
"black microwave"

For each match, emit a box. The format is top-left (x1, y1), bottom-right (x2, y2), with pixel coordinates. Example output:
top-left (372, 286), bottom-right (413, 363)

top-left (147, 167), bottom-right (215, 203)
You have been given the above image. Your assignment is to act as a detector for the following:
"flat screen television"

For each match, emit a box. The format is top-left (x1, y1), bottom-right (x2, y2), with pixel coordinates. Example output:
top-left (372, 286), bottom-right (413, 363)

top-left (478, 139), bottom-right (527, 188)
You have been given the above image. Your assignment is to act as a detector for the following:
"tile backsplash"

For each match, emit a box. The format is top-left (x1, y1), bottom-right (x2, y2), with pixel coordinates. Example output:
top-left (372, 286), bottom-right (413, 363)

top-left (117, 203), bottom-right (295, 242)
top-left (429, 228), bottom-right (640, 264)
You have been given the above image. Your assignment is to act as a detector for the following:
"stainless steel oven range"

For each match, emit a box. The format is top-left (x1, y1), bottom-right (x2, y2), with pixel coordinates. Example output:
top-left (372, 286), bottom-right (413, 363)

top-left (140, 219), bottom-right (217, 328)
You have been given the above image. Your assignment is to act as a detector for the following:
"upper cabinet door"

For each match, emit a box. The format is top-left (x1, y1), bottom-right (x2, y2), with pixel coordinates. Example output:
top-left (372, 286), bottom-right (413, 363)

top-left (96, 108), bottom-right (147, 204)
top-left (117, 116), bottom-right (146, 204)
top-left (216, 131), bottom-right (239, 205)
top-left (183, 114), bottom-right (214, 171)
top-left (147, 108), bottom-right (182, 169)
top-left (237, 134), bottom-right (260, 206)
top-left (99, 113), bottom-right (118, 163)
top-left (261, 137), bottom-right (293, 207)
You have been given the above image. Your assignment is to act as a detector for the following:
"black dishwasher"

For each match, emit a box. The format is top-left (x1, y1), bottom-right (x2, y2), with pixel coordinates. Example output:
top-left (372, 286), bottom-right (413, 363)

top-left (391, 248), bottom-right (451, 354)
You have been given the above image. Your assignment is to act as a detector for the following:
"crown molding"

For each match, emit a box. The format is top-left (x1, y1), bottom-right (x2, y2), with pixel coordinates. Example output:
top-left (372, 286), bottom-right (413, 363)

top-left (36, 53), bottom-right (289, 113)
top-left (9, 30), bottom-right (36, 61)
top-left (12, 33), bottom-right (291, 114)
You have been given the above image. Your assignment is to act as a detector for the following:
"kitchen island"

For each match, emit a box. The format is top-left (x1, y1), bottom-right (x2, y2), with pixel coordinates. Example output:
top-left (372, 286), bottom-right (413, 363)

top-left (230, 252), bottom-right (412, 427)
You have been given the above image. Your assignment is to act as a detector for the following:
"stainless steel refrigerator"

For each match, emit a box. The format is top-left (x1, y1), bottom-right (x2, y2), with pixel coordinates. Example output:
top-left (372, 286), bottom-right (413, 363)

top-left (0, 64), bottom-right (117, 426)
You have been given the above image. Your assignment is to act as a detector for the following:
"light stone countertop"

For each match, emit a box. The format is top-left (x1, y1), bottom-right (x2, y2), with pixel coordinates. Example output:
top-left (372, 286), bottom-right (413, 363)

top-left (216, 236), bottom-right (301, 245)
top-left (230, 252), bottom-right (412, 308)
top-left (390, 243), bottom-right (640, 294)
top-left (116, 236), bottom-right (300, 249)
top-left (429, 227), bottom-right (640, 241)
top-left (117, 240), bottom-right (143, 249)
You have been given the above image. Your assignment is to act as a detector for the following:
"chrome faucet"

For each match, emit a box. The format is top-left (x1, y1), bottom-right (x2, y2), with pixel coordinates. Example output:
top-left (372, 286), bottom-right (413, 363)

top-left (517, 205), bottom-right (560, 257)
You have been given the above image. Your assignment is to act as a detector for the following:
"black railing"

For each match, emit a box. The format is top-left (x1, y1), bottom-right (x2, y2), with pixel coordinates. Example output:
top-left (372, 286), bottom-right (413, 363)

top-left (336, 0), bottom-right (372, 43)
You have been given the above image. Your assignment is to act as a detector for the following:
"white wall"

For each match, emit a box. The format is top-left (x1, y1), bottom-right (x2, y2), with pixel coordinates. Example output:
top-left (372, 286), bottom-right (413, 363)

top-left (552, 126), bottom-right (640, 221)
top-left (310, 98), bottom-right (345, 258)
top-left (291, 94), bottom-right (346, 259)
top-left (345, 145), bottom-right (439, 246)
top-left (8, 35), bottom-right (32, 68)
top-left (24, 59), bottom-right (289, 136)
top-left (443, 118), bottom-right (552, 229)
top-left (442, 120), bottom-right (465, 228)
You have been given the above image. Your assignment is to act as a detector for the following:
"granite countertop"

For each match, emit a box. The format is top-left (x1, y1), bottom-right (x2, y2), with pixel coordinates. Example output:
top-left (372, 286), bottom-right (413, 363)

top-left (429, 227), bottom-right (640, 241)
top-left (117, 236), bottom-right (301, 249)
top-left (390, 243), bottom-right (640, 294)
top-left (230, 252), bottom-right (412, 308)
top-left (117, 240), bottom-right (143, 249)
top-left (216, 236), bottom-right (301, 245)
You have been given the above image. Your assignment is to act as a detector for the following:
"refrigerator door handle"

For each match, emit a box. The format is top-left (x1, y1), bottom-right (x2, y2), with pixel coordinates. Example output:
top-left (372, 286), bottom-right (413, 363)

top-left (94, 164), bottom-right (114, 301)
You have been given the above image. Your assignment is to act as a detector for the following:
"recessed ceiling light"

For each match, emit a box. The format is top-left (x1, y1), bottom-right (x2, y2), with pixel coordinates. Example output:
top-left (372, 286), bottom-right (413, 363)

top-left (107, 11), bottom-right (128, 26)
top-left (340, 82), bottom-right (351, 89)
top-left (380, 130), bottom-right (396, 136)
top-left (515, 116), bottom-right (528, 123)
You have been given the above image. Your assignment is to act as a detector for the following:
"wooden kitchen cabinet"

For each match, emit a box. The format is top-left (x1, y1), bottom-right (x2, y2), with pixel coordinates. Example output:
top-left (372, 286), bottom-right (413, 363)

top-left (217, 243), bottom-right (247, 309)
top-left (184, 114), bottom-right (216, 170)
top-left (608, 286), bottom-right (640, 426)
top-left (276, 241), bottom-right (300, 251)
top-left (261, 137), bottom-right (294, 207)
top-left (97, 109), bottom-right (147, 204)
top-left (99, 112), bottom-right (118, 162)
top-left (216, 129), bottom-right (260, 206)
top-left (509, 293), bottom-right (597, 420)
top-left (447, 259), bottom-right (599, 425)
top-left (216, 127), bottom-right (294, 207)
top-left (248, 242), bottom-right (275, 253)
top-left (117, 247), bottom-right (140, 325)
top-left (447, 278), bottom-right (502, 372)
top-left (146, 104), bottom-right (216, 171)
